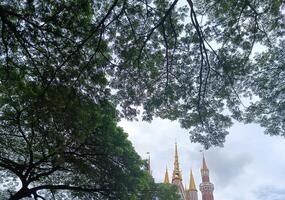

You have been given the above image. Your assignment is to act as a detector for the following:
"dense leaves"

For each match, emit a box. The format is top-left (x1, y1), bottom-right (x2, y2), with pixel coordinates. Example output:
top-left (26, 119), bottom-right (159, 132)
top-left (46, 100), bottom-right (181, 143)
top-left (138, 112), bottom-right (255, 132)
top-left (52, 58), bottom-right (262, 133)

top-left (244, 41), bottom-right (285, 137)
top-left (0, 0), bottom-right (284, 198)
top-left (0, 79), bottom-right (152, 199)
top-left (155, 183), bottom-right (181, 200)
top-left (1, 0), bottom-right (284, 148)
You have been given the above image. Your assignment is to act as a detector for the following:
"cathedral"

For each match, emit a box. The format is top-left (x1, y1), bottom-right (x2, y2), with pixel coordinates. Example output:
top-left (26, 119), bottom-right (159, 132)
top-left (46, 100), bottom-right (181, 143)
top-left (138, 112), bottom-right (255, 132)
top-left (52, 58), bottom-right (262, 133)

top-left (161, 143), bottom-right (214, 200)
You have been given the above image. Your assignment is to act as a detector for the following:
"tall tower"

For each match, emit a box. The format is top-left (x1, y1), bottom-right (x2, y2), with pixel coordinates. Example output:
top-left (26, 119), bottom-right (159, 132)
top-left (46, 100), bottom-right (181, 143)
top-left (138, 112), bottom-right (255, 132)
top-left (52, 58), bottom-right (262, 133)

top-left (188, 170), bottom-right (198, 200)
top-left (172, 142), bottom-right (186, 200)
top-left (164, 166), bottom-right (170, 184)
top-left (199, 154), bottom-right (214, 200)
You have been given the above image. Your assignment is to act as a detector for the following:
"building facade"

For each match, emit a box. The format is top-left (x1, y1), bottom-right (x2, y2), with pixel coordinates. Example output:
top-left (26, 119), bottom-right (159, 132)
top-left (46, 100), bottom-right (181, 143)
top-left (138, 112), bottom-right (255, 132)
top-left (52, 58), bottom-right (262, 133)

top-left (162, 143), bottom-right (215, 200)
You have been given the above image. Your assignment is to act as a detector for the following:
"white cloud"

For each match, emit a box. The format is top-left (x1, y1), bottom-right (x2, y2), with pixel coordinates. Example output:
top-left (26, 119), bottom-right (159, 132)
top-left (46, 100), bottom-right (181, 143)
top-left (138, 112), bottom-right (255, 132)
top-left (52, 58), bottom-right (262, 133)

top-left (119, 118), bottom-right (285, 200)
top-left (254, 186), bottom-right (285, 200)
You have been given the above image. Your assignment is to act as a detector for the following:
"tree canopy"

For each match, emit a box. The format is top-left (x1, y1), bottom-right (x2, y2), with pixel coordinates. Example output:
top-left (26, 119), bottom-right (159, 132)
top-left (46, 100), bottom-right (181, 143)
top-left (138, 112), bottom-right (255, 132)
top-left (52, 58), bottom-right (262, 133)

top-left (0, 0), bottom-right (284, 147)
top-left (0, 0), bottom-right (284, 199)
top-left (0, 83), bottom-right (154, 199)
top-left (155, 183), bottom-right (181, 200)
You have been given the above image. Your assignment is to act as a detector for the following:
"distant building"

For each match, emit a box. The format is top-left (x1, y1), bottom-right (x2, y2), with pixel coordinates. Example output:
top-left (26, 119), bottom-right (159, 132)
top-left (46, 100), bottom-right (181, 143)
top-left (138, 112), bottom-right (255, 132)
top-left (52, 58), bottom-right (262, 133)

top-left (161, 143), bottom-right (215, 200)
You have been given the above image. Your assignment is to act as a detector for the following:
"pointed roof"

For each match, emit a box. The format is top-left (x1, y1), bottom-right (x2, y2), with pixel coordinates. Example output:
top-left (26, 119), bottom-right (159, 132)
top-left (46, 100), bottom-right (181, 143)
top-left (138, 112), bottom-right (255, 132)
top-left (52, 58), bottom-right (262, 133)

top-left (201, 154), bottom-right (208, 171)
top-left (172, 142), bottom-right (182, 181)
top-left (189, 169), bottom-right (197, 191)
top-left (164, 166), bottom-right (170, 184)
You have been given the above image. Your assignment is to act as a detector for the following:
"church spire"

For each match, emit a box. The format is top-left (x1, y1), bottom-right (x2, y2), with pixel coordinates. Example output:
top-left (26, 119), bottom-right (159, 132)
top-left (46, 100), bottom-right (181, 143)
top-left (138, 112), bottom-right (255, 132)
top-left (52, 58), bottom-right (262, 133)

top-left (200, 154), bottom-right (214, 200)
top-left (172, 142), bottom-right (182, 181)
top-left (171, 142), bottom-right (186, 200)
top-left (189, 169), bottom-right (197, 191)
top-left (164, 166), bottom-right (170, 184)
top-left (200, 154), bottom-right (209, 181)
top-left (188, 169), bottom-right (198, 200)
top-left (202, 154), bottom-right (208, 171)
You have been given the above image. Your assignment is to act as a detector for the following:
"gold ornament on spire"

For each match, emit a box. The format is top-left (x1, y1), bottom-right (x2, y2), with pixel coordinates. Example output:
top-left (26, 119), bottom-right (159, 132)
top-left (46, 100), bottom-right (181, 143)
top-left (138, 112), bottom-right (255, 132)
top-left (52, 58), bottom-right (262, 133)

top-left (164, 166), bottom-right (170, 184)
top-left (189, 169), bottom-right (197, 191)
top-left (172, 142), bottom-right (182, 181)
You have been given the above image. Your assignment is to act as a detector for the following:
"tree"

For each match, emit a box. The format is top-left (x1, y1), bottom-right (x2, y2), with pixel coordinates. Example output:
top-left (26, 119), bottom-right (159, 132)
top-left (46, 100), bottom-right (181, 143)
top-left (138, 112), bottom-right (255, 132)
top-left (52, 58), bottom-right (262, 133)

top-left (244, 41), bottom-right (285, 137)
top-left (0, 1), bottom-right (159, 199)
top-left (0, 0), bottom-right (284, 148)
top-left (0, 79), bottom-right (154, 199)
top-left (0, 0), bottom-right (284, 197)
top-left (155, 183), bottom-right (181, 200)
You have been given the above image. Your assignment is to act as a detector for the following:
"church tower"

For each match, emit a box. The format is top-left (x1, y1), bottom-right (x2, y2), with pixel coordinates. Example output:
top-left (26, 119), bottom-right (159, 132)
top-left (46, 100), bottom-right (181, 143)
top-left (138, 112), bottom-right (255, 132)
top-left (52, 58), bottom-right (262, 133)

top-left (199, 155), bottom-right (214, 200)
top-left (188, 170), bottom-right (198, 200)
top-left (164, 166), bottom-right (170, 184)
top-left (172, 142), bottom-right (187, 200)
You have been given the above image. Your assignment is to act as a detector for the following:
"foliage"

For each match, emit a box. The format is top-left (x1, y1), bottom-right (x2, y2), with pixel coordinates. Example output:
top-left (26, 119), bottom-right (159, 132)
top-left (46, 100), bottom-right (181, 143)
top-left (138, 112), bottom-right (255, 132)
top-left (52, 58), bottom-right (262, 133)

top-left (0, 0), bottom-right (284, 148)
top-left (155, 183), bottom-right (181, 200)
top-left (0, 80), bottom-right (153, 199)
top-left (244, 41), bottom-right (285, 137)
top-left (0, 0), bottom-right (284, 198)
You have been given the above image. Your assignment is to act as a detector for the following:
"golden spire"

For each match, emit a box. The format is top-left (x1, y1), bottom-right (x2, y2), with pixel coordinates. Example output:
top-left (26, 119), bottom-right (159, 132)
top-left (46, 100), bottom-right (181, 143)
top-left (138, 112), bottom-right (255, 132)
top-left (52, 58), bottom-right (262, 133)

top-left (201, 153), bottom-right (208, 171)
top-left (172, 142), bottom-right (182, 181)
top-left (164, 166), bottom-right (170, 184)
top-left (189, 169), bottom-right (197, 191)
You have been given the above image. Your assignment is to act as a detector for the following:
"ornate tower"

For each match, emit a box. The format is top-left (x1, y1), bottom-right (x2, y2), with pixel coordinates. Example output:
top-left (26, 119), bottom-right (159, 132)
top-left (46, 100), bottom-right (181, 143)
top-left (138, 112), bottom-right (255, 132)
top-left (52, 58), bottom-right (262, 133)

top-left (172, 142), bottom-right (186, 200)
top-left (188, 170), bottom-right (198, 200)
top-left (199, 155), bottom-right (214, 200)
top-left (164, 166), bottom-right (170, 184)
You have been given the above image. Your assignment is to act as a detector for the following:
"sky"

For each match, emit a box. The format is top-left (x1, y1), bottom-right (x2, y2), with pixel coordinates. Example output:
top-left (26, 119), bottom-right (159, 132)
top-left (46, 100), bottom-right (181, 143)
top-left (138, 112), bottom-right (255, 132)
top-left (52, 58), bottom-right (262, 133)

top-left (116, 1), bottom-right (285, 199)
top-left (119, 118), bottom-right (285, 200)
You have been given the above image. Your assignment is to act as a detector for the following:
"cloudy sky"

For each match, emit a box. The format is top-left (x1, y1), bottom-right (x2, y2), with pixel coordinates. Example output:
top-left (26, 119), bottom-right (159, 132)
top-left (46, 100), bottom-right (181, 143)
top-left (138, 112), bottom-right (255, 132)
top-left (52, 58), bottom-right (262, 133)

top-left (119, 118), bottom-right (285, 200)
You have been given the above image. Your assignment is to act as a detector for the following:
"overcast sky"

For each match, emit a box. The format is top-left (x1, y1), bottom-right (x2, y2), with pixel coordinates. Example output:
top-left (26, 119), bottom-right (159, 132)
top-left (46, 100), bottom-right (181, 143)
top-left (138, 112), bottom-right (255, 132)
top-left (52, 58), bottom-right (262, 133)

top-left (119, 118), bottom-right (285, 200)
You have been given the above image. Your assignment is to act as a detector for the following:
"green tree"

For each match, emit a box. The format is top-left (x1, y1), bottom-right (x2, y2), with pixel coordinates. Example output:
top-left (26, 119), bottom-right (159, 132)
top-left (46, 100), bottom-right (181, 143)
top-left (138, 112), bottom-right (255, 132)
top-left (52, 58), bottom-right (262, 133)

top-left (0, 0), bottom-right (284, 198)
top-left (0, 81), bottom-right (154, 199)
top-left (0, 0), bottom-right (284, 148)
top-left (244, 41), bottom-right (285, 137)
top-left (155, 183), bottom-right (181, 200)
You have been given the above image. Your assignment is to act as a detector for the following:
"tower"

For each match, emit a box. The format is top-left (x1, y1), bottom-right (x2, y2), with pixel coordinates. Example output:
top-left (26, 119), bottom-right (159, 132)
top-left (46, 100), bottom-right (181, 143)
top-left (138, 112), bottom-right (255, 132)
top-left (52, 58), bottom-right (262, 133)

top-left (199, 154), bottom-right (214, 200)
top-left (164, 167), bottom-right (170, 184)
top-left (172, 142), bottom-right (187, 200)
top-left (185, 169), bottom-right (198, 200)
top-left (160, 143), bottom-right (217, 200)
top-left (188, 170), bottom-right (198, 200)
